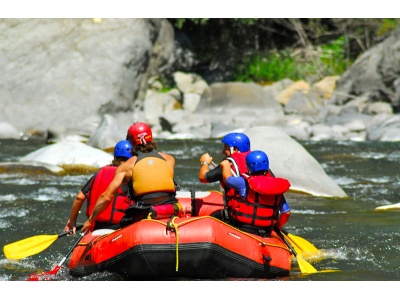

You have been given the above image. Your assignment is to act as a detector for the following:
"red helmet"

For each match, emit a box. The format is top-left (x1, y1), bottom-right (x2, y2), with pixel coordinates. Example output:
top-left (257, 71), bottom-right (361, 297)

top-left (127, 122), bottom-right (153, 146)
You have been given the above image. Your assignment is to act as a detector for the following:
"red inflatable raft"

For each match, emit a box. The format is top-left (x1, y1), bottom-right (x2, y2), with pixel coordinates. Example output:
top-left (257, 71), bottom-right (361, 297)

top-left (68, 190), bottom-right (292, 280)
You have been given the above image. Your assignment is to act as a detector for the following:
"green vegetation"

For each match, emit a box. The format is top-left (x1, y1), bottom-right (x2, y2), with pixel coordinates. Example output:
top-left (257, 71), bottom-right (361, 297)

top-left (233, 37), bottom-right (349, 83)
top-left (168, 18), bottom-right (400, 83)
top-left (376, 18), bottom-right (400, 37)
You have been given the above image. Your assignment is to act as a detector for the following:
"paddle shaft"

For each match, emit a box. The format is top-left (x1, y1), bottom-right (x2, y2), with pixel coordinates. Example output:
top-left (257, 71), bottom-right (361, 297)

top-left (56, 233), bottom-right (84, 269)
top-left (27, 232), bottom-right (84, 280)
top-left (275, 229), bottom-right (299, 257)
top-left (280, 226), bottom-right (320, 255)
top-left (211, 161), bottom-right (236, 176)
top-left (280, 227), bottom-right (290, 236)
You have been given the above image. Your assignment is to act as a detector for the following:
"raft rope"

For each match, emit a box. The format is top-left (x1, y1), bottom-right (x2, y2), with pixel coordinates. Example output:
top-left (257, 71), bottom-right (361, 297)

top-left (77, 216), bottom-right (291, 273)
top-left (156, 215), bottom-right (291, 272)
top-left (166, 216), bottom-right (180, 271)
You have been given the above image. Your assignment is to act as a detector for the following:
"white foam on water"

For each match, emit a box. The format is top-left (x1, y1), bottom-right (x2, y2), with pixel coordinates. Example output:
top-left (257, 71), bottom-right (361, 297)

top-left (291, 209), bottom-right (346, 215)
top-left (0, 194), bottom-right (17, 201)
top-left (0, 208), bottom-right (29, 218)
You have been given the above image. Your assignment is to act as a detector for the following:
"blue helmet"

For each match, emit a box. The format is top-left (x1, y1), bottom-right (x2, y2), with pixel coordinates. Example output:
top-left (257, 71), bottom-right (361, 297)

top-left (114, 140), bottom-right (133, 160)
top-left (246, 150), bottom-right (269, 174)
top-left (221, 133), bottom-right (250, 152)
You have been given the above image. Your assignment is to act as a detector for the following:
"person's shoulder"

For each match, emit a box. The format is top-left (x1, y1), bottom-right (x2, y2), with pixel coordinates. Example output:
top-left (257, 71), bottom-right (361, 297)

top-left (117, 156), bottom-right (136, 169)
top-left (220, 160), bottom-right (230, 167)
top-left (159, 151), bottom-right (174, 159)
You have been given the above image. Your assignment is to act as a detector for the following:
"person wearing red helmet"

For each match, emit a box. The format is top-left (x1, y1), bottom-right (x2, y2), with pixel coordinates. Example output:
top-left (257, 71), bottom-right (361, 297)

top-left (64, 140), bottom-right (134, 234)
top-left (82, 122), bottom-right (178, 233)
top-left (126, 121), bottom-right (153, 146)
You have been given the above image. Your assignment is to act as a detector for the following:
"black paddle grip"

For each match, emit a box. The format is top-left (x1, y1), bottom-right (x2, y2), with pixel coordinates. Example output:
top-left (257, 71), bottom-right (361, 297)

top-left (57, 224), bottom-right (83, 238)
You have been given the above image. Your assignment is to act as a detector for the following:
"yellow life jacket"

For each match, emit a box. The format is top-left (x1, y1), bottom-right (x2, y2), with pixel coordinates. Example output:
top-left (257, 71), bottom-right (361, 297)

top-left (132, 151), bottom-right (175, 200)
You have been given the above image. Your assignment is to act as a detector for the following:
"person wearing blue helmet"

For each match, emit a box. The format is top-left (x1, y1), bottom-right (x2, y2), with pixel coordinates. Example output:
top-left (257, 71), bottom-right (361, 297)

top-left (64, 140), bottom-right (133, 234)
top-left (113, 139), bottom-right (133, 161)
top-left (198, 132), bottom-right (251, 220)
top-left (199, 132), bottom-right (250, 183)
top-left (220, 150), bottom-right (291, 237)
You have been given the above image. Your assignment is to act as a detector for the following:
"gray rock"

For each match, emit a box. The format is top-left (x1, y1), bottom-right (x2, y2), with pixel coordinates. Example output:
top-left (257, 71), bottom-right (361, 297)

top-left (0, 19), bottom-right (399, 144)
top-left (86, 114), bottom-right (126, 150)
top-left (362, 102), bottom-right (394, 115)
top-left (20, 140), bottom-right (113, 170)
top-left (197, 82), bottom-right (283, 113)
top-left (0, 18), bottom-right (176, 135)
top-left (366, 113), bottom-right (400, 141)
top-left (244, 126), bottom-right (348, 198)
top-left (330, 28), bottom-right (400, 110)
top-left (0, 122), bottom-right (21, 139)
top-left (284, 90), bottom-right (321, 116)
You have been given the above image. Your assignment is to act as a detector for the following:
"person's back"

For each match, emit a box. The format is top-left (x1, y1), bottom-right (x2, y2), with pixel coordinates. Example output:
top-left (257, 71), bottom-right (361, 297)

top-left (81, 122), bottom-right (179, 233)
top-left (224, 150), bottom-right (291, 237)
top-left (123, 122), bottom-right (178, 225)
top-left (64, 140), bottom-right (133, 233)
top-left (85, 165), bottom-right (131, 229)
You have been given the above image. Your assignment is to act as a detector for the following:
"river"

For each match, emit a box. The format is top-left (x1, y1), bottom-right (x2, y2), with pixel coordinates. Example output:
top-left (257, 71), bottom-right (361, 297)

top-left (0, 137), bottom-right (399, 293)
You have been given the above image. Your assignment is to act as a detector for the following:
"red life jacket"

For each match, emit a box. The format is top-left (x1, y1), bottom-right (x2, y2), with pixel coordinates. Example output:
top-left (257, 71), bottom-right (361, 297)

top-left (226, 152), bottom-right (249, 176)
top-left (86, 166), bottom-right (133, 224)
top-left (219, 151), bottom-right (249, 217)
top-left (229, 173), bottom-right (290, 231)
top-left (222, 151), bottom-right (250, 195)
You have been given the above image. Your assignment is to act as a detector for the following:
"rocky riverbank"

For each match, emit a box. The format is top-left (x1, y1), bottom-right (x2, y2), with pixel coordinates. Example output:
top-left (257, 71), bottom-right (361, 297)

top-left (0, 19), bottom-right (399, 147)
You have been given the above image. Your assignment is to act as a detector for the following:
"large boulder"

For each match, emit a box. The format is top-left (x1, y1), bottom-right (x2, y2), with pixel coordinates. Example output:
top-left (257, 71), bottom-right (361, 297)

top-left (244, 126), bottom-right (348, 198)
top-left (330, 28), bottom-right (400, 112)
top-left (19, 140), bottom-right (113, 171)
top-left (0, 18), bottom-right (176, 136)
top-left (0, 122), bottom-right (21, 139)
top-left (86, 114), bottom-right (127, 150)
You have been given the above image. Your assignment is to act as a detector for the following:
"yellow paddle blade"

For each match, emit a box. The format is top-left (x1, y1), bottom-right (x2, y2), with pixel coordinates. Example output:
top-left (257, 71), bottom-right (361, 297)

top-left (284, 232), bottom-right (326, 262)
top-left (287, 233), bottom-right (319, 253)
top-left (3, 234), bottom-right (58, 260)
top-left (282, 232), bottom-right (302, 254)
top-left (296, 255), bottom-right (318, 274)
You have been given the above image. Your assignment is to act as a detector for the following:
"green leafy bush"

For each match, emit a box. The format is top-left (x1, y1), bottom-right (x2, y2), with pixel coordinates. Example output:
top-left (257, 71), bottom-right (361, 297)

top-left (233, 37), bottom-right (350, 83)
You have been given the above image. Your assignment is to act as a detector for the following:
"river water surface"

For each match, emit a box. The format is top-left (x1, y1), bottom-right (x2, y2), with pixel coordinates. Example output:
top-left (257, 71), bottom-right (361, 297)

top-left (0, 138), bottom-right (399, 290)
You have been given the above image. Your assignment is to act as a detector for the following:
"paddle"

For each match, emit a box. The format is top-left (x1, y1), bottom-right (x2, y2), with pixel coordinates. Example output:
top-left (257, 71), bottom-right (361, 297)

top-left (3, 224), bottom-right (83, 260)
top-left (275, 229), bottom-right (317, 274)
top-left (281, 227), bottom-right (321, 256)
top-left (27, 232), bottom-right (84, 281)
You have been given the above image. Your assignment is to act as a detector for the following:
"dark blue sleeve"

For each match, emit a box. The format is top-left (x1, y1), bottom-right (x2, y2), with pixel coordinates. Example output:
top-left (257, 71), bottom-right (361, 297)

top-left (280, 195), bottom-right (290, 213)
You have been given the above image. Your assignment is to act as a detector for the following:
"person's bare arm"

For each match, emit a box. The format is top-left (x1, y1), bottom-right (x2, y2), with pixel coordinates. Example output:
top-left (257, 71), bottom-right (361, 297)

top-left (220, 160), bottom-right (232, 182)
top-left (64, 191), bottom-right (86, 234)
top-left (198, 153), bottom-right (213, 183)
top-left (82, 160), bottom-right (134, 232)
top-left (276, 211), bottom-right (291, 230)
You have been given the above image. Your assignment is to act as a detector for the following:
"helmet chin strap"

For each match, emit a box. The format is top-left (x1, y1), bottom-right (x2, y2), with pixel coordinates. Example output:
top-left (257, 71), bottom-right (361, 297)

top-left (230, 146), bottom-right (234, 154)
